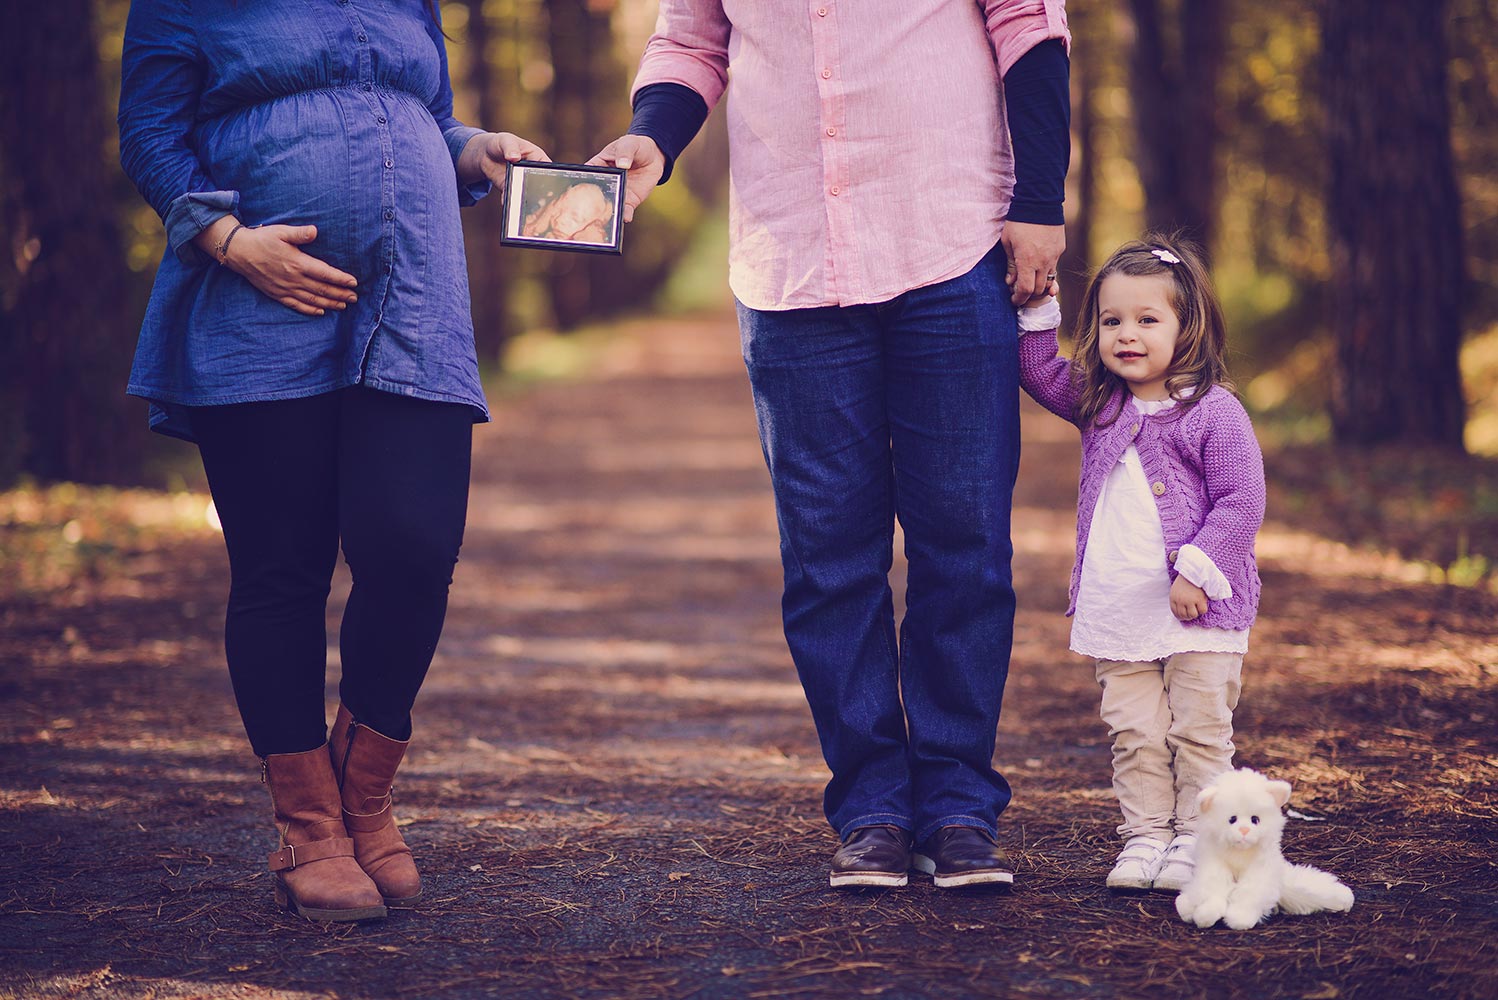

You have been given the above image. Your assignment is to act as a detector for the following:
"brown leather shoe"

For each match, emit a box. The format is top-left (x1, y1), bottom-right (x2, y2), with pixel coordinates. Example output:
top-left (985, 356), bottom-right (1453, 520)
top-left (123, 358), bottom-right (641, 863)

top-left (262, 746), bottom-right (386, 922)
top-left (912, 826), bottom-right (1014, 889)
top-left (329, 705), bottom-right (422, 906)
top-left (830, 825), bottom-right (912, 888)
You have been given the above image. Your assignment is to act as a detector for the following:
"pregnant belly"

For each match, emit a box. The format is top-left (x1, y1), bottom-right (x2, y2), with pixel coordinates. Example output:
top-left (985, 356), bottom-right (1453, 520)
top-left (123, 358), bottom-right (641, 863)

top-left (195, 89), bottom-right (456, 283)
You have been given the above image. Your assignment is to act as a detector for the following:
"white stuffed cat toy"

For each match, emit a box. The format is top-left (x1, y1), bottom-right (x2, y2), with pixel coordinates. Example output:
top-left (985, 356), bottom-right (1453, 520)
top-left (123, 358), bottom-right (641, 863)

top-left (1175, 768), bottom-right (1354, 930)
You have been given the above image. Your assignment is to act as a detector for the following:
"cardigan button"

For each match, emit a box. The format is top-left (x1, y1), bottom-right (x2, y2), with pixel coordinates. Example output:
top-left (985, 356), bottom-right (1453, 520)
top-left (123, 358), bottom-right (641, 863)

top-left (1131, 422), bottom-right (1140, 435)
top-left (1151, 481), bottom-right (1166, 496)
top-left (1167, 549), bottom-right (1179, 564)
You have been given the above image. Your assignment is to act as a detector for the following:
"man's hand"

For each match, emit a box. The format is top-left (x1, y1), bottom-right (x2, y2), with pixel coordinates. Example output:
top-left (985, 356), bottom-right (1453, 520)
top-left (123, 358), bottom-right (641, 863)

top-left (1169, 575), bottom-right (1210, 621)
top-left (587, 135), bottom-right (666, 223)
top-left (459, 131), bottom-right (550, 191)
top-left (1002, 220), bottom-right (1065, 306)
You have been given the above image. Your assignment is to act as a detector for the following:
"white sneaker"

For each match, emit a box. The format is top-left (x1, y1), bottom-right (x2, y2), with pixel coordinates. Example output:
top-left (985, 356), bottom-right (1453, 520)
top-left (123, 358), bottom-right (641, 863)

top-left (1152, 834), bottom-right (1196, 893)
top-left (1105, 836), bottom-right (1168, 892)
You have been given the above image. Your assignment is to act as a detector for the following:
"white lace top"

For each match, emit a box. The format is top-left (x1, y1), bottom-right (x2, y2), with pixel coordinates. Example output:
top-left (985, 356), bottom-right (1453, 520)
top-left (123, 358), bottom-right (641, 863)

top-left (1069, 396), bottom-right (1250, 662)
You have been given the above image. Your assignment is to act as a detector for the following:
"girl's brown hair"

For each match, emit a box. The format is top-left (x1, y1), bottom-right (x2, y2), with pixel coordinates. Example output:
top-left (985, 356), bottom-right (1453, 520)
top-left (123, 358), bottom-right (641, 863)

top-left (1069, 233), bottom-right (1232, 429)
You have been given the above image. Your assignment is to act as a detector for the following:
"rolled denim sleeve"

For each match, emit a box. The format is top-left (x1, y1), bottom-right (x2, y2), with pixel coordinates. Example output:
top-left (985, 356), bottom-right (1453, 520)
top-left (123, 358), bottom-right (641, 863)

top-left (118, 0), bottom-right (238, 265)
top-left (424, 15), bottom-right (490, 207)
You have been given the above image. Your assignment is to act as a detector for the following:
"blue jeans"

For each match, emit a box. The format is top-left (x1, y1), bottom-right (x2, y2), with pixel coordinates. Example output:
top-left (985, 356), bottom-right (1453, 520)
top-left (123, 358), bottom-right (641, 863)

top-left (737, 242), bottom-right (1019, 843)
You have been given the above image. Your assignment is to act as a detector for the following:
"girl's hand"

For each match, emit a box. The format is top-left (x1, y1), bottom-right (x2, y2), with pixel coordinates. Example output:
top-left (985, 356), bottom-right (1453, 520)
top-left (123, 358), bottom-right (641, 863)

top-left (1169, 575), bottom-right (1210, 621)
top-left (461, 132), bottom-right (550, 190)
top-left (220, 225), bottom-right (360, 316)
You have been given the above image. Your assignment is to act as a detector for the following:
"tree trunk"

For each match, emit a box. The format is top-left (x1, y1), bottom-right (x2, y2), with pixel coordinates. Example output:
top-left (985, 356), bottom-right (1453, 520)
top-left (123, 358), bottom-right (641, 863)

top-left (462, 0), bottom-right (514, 364)
top-left (0, 0), bottom-right (141, 484)
top-left (1322, 0), bottom-right (1467, 449)
top-left (545, 0), bottom-right (622, 329)
top-left (1059, 1), bottom-right (1098, 335)
top-left (1126, 0), bottom-right (1225, 249)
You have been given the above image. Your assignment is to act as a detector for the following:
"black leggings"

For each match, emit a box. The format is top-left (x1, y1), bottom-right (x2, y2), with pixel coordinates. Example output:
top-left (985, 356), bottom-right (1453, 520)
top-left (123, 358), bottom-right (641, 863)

top-left (191, 387), bottom-right (473, 757)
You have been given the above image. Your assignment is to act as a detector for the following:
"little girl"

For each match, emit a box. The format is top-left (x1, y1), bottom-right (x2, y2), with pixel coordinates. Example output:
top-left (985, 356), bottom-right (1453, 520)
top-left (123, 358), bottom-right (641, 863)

top-left (1015, 235), bottom-right (1266, 893)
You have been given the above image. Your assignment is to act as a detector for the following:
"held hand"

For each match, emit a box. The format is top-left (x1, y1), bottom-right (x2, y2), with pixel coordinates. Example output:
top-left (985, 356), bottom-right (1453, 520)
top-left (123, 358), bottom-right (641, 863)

top-left (587, 134), bottom-right (665, 223)
top-left (1002, 220), bottom-right (1066, 306)
top-left (1169, 575), bottom-right (1210, 621)
top-left (467, 131), bottom-right (550, 191)
top-left (227, 225), bottom-right (360, 317)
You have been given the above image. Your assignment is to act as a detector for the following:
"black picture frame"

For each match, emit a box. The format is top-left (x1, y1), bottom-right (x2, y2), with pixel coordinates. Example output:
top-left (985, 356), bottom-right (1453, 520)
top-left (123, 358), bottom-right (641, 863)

top-left (498, 160), bottom-right (626, 255)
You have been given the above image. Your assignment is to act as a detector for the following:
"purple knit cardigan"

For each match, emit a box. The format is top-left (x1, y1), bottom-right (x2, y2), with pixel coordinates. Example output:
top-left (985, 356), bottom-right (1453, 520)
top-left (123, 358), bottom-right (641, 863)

top-left (1019, 329), bottom-right (1266, 631)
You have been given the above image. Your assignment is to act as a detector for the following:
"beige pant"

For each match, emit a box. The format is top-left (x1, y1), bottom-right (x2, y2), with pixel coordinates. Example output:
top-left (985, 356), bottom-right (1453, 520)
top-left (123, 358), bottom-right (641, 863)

top-left (1095, 652), bottom-right (1243, 842)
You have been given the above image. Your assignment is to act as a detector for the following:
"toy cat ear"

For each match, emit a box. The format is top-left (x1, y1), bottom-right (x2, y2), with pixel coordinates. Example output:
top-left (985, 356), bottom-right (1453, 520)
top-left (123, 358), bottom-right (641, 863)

top-left (1267, 779), bottom-right (1292, 808)
top-left (1197, 786), bottom-right (1217, 812)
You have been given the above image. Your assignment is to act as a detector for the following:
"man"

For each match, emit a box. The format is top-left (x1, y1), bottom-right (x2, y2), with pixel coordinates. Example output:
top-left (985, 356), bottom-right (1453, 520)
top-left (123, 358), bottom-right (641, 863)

top-left (592, 0), bottom-right (1070, 890)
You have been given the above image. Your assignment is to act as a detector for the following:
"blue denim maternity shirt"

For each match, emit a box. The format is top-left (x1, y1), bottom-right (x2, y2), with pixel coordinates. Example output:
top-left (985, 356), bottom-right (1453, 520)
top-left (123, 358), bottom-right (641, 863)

top-left (119, 0), bottom-right (491, 441)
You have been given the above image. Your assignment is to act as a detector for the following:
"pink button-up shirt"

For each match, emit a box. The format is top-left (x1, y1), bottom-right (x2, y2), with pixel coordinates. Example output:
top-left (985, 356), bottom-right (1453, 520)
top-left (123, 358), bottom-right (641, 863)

top-left (631, 1), bottom-right (1069, 311)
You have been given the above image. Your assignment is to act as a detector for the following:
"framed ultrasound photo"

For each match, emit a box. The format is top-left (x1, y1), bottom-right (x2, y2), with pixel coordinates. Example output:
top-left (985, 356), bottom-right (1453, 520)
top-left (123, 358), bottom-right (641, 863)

top-left (499, 161), bottom-right (626, 255)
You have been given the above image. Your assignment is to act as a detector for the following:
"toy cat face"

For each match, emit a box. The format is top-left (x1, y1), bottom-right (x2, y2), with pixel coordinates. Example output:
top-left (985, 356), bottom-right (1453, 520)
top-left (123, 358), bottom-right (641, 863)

top-left (1197, 768), bottom-right (1291, 851)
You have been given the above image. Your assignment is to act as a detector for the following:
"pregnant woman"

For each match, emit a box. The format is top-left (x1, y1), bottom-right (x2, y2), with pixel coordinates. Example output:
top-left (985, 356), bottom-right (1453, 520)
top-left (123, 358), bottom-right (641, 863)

top-left (118, 0), bottom-right (545, 922)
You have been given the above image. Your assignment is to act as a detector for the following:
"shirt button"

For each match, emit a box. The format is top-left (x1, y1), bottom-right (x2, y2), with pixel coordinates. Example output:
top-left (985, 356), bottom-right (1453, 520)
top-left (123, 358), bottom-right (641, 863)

top-left (1152, 481), bottom-right (1166, 496)
top-left (363, 82), bottom-right (373, 91)
top-left (821, 68), bottom-right (832, 79)
top-left (384, 158), bottom-right (394, 169)
top-left (826, 127), bottom-right (836, 137)
top-left (377, 116), bottom-right (387, 125)
top-left (384, 209), bottom-right (395, 220)
top-left (818, 6), bottom-right (828, 15)
top-left (830, 185), bottom-right (840, 196)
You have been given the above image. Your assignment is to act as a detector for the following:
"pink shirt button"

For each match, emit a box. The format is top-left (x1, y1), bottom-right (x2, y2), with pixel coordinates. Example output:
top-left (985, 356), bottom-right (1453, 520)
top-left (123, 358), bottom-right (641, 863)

top-left (830, 186), bottom-right (840, 195)
top-left (826, 127), bottom-right (837, 136)
top-left (821, 68), bottom-right (832, 79)
top-left (818, 7), bottom-right (828, 16)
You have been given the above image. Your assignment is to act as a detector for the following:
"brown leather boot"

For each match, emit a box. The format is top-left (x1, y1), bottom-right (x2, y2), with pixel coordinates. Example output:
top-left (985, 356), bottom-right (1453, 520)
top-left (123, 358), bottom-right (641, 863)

top-left (262, 746), bottom-right (386, 922)
top-left (329, 705), bottom-right (422, 906)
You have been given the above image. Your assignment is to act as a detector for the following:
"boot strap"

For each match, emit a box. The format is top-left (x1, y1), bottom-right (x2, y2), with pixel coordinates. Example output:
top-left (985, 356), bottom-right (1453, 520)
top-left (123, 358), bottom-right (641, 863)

top-left (268, 836), bottom-right (357, 872)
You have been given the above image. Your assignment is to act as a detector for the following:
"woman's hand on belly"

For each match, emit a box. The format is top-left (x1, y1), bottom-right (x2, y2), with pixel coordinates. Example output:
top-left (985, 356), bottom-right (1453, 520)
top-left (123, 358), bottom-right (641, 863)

top-left (197, 220), bottom-right (360, 317)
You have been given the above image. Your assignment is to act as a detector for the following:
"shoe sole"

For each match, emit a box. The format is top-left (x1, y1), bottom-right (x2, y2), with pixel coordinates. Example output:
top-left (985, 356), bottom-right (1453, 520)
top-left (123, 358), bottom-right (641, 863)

top-left (275, 881), bottom-right (388, 922)
top-left (382, 891), bottom-right (423, 907)
top-left (830, 871), bottom-right (908, 888)
top-left (1107, 879), bottom-right (1153, 893)
top-left (911, 853), bottom-right (1014, 890)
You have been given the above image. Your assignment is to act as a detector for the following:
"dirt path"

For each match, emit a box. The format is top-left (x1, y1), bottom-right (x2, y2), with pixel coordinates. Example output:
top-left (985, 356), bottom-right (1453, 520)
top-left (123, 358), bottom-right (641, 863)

top-left (3, 314), bottom-right (1496, 999)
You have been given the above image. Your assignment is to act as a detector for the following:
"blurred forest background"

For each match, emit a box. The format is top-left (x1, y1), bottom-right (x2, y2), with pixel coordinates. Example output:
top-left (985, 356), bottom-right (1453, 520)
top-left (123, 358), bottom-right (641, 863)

top-left (1, 0), bottom-right (1495, 489)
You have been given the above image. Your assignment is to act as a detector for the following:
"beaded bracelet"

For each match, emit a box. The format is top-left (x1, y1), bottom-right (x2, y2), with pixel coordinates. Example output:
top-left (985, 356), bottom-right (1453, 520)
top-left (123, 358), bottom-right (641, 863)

top-left (214, 222), bottom-right (246, 265)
